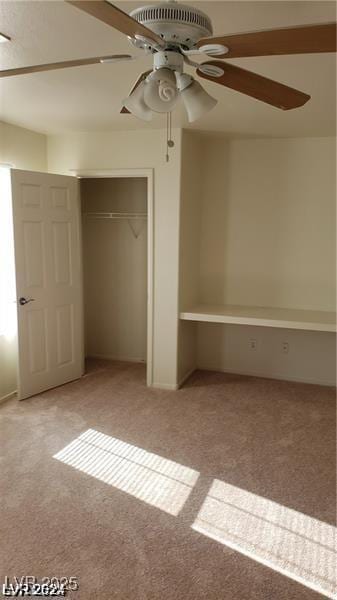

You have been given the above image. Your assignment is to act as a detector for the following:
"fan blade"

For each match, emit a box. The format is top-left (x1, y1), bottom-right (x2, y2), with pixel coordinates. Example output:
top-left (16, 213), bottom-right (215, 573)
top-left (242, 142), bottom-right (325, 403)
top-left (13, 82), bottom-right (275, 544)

top-left (0, 54), bottom-right (133, 78)
top-left (197, 22), bottom-right (337, 58)
top-left (197, 61), bottom-right (310, 110)
top-left (121, 70), bottom-right (152, 114)
top-left (67, 1), bottom-right (165, 48)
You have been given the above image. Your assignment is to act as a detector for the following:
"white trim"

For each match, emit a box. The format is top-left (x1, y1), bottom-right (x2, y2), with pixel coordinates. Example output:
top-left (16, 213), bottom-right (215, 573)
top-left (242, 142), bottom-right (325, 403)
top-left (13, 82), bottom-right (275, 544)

top-left (175, 129), bottom-right (183, 387)
top-left (180, 304), bottom-right (336, 333)
top-left (76, 180), bottom-right (86, 377)
top-left (70, 168), bottom-right (151, 179)
top-left (152, 382), bottom-right (179, 391)
top-left (149, 368), bottom-right (195, 390)
top-left (146, 170), bottom-right (154, 387)
top-left (87, 354), bottom-right (146, 364)
top-left (0, 390), bottom-right (16, 404)
top-left (178, 367), bottom-right (195, 388)
top-left (73, 168), bottom-right (154, 387)
top-left (196, 366), bottom-right (336, 388)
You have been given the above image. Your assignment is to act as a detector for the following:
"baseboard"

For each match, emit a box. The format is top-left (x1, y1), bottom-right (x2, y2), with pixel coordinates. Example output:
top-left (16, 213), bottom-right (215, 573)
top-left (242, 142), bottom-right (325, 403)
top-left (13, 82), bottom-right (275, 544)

top-left (196, 365), bottom-right (336, 387)
top-left (0, 390), bottom-right (17, 404)
top-left (151, 368), bottom-right (196, 391)
top-left (86, 353), bottom-right (146, 364)
top-left (151, 382), bottom-right (179, 391)
top-left (178, 368), bottom-right (196, 389)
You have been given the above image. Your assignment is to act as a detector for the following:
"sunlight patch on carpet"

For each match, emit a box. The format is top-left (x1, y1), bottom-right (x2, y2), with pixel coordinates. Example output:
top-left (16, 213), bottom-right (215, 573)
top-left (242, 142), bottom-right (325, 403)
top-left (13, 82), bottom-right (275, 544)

top-left (192, 479), bottom-right (337, 598)
top-left (54, 429), bottom-right (199, 515)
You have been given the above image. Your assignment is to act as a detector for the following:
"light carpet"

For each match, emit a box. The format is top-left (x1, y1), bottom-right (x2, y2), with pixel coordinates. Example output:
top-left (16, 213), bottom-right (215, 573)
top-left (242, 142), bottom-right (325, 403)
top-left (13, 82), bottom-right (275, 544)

top-left (0, 360), bottom-right (335, 599)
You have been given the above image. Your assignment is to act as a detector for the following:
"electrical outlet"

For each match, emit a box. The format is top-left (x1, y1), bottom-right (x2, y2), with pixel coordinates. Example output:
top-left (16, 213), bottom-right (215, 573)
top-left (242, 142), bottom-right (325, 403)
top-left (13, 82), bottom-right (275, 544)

top-left (282, 342), bottom-right (289, 354)
top-left (249, 339), bottom-right (257, 351)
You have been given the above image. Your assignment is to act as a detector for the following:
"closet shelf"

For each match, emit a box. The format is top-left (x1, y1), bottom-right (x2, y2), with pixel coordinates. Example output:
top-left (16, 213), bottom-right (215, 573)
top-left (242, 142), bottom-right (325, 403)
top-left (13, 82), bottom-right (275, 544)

top-left (180, 304), bottom-right (336, 332)
top-left (84, 212), bottom-right (147, 220)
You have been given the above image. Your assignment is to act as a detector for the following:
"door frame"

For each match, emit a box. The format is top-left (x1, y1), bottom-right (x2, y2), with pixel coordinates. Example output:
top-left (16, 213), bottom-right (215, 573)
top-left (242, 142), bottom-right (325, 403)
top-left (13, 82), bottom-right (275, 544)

top-left (72, 168), bottom-right (154, 387)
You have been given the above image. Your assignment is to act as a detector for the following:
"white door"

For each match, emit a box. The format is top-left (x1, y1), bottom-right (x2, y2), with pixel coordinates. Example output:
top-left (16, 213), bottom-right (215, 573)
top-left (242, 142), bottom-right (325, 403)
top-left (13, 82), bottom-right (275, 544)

top-left (11, 169), bottom-right (84, 400)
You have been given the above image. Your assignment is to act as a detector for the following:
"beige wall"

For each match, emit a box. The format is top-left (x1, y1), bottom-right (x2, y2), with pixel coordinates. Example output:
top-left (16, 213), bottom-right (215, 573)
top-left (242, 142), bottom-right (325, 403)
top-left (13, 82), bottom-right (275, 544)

top-left (81, 178), bottom-right (148, 362)
top-left (47, 128), bottom-right (182, 389)
top-left (0, 121), bottom-right (47, 400)
top-left (197, 324), bottom-right (336, 386)
top-left (194, 135), bottom-right (336, 385)
top-left (199, 136), bottom-right (336, 311)
top-left (0, 121), bottom-right (47, 171)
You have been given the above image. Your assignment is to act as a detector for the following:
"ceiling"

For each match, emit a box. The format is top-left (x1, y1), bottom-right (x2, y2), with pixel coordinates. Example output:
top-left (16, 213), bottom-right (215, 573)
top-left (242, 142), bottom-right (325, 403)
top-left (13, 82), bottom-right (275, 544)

top-left (0, 0), bottom-right (336, 137)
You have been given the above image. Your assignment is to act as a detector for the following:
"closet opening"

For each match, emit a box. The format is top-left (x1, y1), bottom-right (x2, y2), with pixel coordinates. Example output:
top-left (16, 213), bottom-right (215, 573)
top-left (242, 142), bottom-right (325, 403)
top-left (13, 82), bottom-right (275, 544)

top-left (79, 171), bottom-right (153, 386)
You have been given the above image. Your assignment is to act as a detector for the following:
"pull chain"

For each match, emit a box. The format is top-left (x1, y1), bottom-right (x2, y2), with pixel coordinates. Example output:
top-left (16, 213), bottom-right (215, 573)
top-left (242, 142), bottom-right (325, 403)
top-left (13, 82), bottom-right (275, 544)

top-left (166, 112), bottom-right (174, 162)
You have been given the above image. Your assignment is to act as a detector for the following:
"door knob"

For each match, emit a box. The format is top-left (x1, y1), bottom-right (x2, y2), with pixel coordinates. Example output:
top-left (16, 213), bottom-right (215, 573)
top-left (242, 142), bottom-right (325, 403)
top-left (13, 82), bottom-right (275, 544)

top-left (19, 297), bottom-right (35, 305)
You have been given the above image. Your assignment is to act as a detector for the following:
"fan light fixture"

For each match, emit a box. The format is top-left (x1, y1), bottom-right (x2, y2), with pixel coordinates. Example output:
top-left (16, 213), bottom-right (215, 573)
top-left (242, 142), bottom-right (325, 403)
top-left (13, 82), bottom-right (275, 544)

top-left (123, 64), bottom-right (217, 123)
top-left (123, 80), bottom-right (153, 121)
top-left (176, 72), bottom-right (217, 122)
top-left (143, 68), bottom-right (179, 113)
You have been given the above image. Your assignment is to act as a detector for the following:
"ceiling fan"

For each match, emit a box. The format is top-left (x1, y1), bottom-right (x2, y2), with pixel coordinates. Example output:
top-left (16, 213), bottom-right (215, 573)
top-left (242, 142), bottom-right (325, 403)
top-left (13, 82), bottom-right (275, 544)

top-left (1, 1), bottom-right (336, 122)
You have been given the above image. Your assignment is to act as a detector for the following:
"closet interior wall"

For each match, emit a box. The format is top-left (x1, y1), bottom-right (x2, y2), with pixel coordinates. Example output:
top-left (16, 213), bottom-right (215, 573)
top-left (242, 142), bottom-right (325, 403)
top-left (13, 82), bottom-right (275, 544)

top-left (81, 177), bottom-right (147, 364)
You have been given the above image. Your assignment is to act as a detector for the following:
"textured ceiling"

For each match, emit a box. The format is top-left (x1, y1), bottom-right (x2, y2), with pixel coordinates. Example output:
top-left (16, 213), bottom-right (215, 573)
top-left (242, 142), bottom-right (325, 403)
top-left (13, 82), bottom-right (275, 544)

top-left (0, 0), bottom-right (336, 136)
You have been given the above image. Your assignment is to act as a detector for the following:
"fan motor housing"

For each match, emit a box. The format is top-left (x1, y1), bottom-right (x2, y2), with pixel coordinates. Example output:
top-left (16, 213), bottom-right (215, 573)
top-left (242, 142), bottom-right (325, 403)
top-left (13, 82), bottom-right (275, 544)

top-left (129, 1), bottom-right (213, 50)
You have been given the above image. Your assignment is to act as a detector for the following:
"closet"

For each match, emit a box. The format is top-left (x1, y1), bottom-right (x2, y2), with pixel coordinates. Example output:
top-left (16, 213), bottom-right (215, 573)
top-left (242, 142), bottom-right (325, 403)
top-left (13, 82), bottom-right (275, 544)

top-left (80, 177), bottom-right (148, 365)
